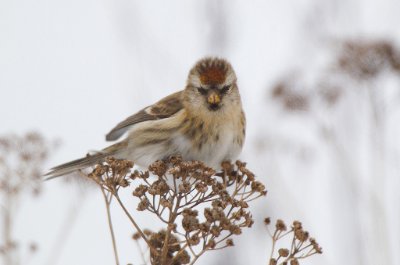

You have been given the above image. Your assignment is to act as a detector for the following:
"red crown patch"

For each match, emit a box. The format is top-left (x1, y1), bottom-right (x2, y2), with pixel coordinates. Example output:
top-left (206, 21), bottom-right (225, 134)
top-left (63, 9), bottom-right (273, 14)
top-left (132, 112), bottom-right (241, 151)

top-left (199, 66), bottom-right (227, 85)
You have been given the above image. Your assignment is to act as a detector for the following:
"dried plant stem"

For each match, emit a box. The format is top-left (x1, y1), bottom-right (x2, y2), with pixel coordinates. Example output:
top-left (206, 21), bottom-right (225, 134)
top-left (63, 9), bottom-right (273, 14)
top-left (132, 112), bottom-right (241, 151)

top-left (3, 190), bottom-right (13, 265)
top-left (134, 239), bottom-right (147, 265)
top-left (170, 241), bottom-right (189, 264)
top-left (189, 250), bottom-right (205, 265)
top-left (45, 195), bottom-right (85, 265)
top-left (269, 230), bottom-right (278, 264)
top-left (113, 193), bottom-right (156, 254)
top-left (100, 187), bottom-right (120, 265)
top-left (161, 196), bottom-right (181, 264)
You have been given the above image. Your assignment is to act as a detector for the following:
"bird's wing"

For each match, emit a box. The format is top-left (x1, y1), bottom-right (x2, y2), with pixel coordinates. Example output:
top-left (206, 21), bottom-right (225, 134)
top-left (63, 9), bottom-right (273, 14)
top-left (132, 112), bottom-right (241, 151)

top-left (106, 91), bottom-right (184, 141)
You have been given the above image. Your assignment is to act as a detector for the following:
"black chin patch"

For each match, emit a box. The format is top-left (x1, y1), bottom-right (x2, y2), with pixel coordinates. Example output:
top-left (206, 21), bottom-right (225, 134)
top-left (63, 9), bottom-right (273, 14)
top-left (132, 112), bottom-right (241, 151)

top-left (208, 103), bottom-right (221, 111)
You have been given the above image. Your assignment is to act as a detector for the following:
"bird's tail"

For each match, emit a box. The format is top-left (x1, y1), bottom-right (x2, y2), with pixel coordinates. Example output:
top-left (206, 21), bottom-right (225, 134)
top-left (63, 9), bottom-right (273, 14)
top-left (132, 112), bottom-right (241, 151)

top-left (44, 141), bottom-right (127, 180)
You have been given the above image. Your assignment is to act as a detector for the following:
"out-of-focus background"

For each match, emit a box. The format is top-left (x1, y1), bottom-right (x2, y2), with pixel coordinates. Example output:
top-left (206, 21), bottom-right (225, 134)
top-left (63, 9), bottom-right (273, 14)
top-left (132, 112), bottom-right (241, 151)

top-left (1, 0), bottom-right (400, 264)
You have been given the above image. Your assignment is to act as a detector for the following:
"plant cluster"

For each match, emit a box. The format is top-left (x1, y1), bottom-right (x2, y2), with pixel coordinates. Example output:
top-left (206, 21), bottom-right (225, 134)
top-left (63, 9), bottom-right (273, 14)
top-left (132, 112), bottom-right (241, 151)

top-left (270, 39), bottom-right (400, 113)
top-left (265, 218), bottom-right (322, 265)
top-left (337, 40), bottom-right (400, 80)
top-left (86, 156), bottom-right (267, 265)
top-left (0, 132), bottom-right (54, 265)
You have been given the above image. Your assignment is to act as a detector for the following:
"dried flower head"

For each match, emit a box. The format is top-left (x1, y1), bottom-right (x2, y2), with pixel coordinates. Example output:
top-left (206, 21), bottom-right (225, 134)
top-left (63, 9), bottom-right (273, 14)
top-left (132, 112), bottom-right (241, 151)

top-left (278, 248), bottom-right (289, 257)
top-left (270, 78), bottom-right (310, 112)
top-left (86, 156), bottom-right (267, 265)
top-left (276, 219), bottom-right (287, 231)
top-left (338, 40), bottom-right (400, 79)
top-left (0, 132), bottom-right (55, 264)
top-left (266, 218), bottom-right (322, 264)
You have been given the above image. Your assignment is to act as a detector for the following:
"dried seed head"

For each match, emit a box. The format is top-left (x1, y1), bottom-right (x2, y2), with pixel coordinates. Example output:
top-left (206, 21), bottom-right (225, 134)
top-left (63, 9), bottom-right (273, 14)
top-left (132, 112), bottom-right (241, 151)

top-left (168, 223), bottom-right (177, 232)
top-left (29, 242), bottom-right (38, 253)
top-left (149, 230), bottom-right (181, 253)
top-left (175, 249), bottom-right (190, 264)
top-left (210, 225), bottom-right (221, 237)
top-left (132, 232), bottom-right (141, 240)
top-left (293, 220), bottom-right (302, 230)
top-left (211, 199), bottom-right (227, 209)
top-left (132, 185), bottom-right (148, 197)
top-left (206, 239), bottom-right (216, 249)
top-left (269, 258), bottom-right (277, 265)
top-left (276, 219), bottom-right (287, 231)
top-left (310, 238), bottom-right (323, 253)
top-left (160, 198), bottom-right (173, 208)
top-left (232, 209), bottom-right (244, 220)
top-left (188, 234), bottom-right (200, 246)
top-left (239, 201), bottom-right (249, 208)
top-left (221, 161), bottom-right (233, 172)
top-left (118, 178), bottom-right (129, 187)
top-left (212, 182), bottom-right (224, 193)
top-left (251, 181), bottom-right (266, 193)
top-left (130, 169), bottom-right (149, 179)
top-left (148, 160), bottom-right (168, 177)
top-left (204, 208), bottom-right (214, 222)
top-left (148, 180), bottom-right (169, 195)
top-left (182, 208), bottom-right (198, 217)
top-left (211, 208), bottom-right (226, 221)
top-left (195, 182), bottom-right (208, 193)
top-left (137, 198), bottom-right (149, 211)
top-left (294, 228), bottom-right (309, 242)
top-left (199, 222), bottom-right (211, 233)
top-left (278, 248), bottom-right (289, 257)
top-left (226, 239), bottom-right (234, 246)
top-left (229, 224), bottom-right (242, 235)
top-left (243, 213), bottom-right (254, 227)
top-left (129, 170), bottom-right (140, 180)
top-left (143, 229), bottom-right (152, 236)
top-left (178, 181), bottom-right (191, 193)
top-left (182, 215), bottom-right (199, 232)
top-left (169, 155), bottom-right (183, 165)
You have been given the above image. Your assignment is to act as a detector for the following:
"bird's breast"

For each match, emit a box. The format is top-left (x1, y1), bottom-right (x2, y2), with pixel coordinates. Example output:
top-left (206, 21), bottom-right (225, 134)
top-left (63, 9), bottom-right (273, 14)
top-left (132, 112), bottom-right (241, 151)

top-left (174, 113), bottom-right (244, 168)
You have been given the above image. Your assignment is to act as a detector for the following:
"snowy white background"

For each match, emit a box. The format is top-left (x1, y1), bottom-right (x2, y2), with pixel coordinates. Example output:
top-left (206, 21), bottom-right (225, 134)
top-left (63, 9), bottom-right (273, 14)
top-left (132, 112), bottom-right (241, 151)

top-left (1, 0), bottom-right (400, 264)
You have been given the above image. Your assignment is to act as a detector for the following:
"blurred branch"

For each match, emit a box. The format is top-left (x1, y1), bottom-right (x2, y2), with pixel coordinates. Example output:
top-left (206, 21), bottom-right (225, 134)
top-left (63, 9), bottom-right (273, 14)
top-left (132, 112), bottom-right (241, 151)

top-left (267, 38), bottom-right (400, 265)
top-left (0, 132), bottom-right (55, 265)
top-left (44, 192), bottom-right (86, 265)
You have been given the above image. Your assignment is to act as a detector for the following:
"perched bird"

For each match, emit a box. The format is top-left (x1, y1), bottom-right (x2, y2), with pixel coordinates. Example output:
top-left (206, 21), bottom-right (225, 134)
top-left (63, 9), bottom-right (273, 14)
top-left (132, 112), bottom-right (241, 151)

top-left (46, 57), bottom-right (246, 179)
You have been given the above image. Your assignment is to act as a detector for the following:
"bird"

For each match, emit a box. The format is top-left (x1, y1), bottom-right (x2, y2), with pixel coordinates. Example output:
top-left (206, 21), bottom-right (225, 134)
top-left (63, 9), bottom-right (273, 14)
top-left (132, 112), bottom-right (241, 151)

top-left (45, 57), bottom-right (246, 179)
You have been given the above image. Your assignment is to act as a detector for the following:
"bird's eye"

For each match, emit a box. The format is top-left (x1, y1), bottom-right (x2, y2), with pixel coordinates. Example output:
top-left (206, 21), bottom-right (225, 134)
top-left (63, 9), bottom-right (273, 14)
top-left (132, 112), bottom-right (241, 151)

top-left (220, 85), bottom-right (231, 94)
top-left (197, 87), bottom-right (207, 95)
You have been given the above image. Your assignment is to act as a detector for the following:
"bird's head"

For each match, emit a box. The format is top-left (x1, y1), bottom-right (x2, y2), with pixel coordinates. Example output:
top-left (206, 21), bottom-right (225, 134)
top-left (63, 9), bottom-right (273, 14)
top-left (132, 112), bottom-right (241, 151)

top-left (184, 57), bottom-right (241, 114)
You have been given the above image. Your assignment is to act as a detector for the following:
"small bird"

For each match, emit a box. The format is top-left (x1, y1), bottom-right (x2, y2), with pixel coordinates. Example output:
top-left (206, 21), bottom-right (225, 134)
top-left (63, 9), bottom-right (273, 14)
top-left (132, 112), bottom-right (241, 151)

top-left (46, 57), bottom-right (246, 179)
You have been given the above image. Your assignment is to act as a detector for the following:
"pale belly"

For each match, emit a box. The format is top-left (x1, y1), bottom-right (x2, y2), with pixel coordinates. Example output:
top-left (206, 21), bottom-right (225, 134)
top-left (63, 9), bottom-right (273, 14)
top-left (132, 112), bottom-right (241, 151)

top-left (120, 129), bottom-right (242, 169)
top-left (170, 130), bottom-right (242, 168)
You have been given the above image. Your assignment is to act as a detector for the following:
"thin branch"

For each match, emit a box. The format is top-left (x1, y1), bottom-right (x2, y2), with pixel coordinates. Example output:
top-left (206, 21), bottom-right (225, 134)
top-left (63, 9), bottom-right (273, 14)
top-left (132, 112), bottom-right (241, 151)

top-left (100, 186), bottom-right (120, 265)
top-left (114, 194), bottom-right (156, 254)
top-left (134, 240), bottom-right (148, 265)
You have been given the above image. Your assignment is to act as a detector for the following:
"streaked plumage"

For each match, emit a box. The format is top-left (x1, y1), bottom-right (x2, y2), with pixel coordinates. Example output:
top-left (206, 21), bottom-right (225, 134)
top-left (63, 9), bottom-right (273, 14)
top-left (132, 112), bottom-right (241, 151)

top-left (45, 57), bottom-right (245, 179)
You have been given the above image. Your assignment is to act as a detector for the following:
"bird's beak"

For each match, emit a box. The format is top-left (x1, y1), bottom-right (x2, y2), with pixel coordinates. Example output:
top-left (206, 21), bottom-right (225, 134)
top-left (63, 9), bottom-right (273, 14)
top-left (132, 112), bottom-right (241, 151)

top-left (207, 92), bottom-right (221, 105)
